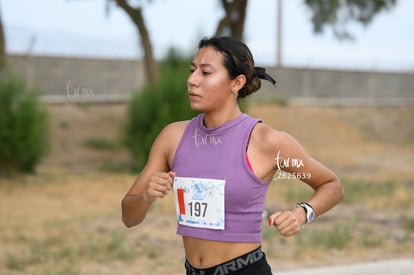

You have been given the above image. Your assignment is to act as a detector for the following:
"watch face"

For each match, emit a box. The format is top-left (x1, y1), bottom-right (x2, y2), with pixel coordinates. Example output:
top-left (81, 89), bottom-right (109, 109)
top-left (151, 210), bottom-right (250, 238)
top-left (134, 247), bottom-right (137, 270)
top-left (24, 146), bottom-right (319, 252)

top-left (304, 203), bottom-right (314, 222)
top-left (297, 202), bottom-right (315, 223)
top-left (308, 211), bottom-right (315, 221)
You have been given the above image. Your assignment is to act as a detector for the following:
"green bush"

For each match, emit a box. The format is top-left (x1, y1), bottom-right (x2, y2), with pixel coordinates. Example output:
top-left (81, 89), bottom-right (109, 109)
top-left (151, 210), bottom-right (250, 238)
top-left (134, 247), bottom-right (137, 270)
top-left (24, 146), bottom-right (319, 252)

top-left (124, 49), bottom-right (198, 171)
top-left (0, 72), bottom-right (49, 175)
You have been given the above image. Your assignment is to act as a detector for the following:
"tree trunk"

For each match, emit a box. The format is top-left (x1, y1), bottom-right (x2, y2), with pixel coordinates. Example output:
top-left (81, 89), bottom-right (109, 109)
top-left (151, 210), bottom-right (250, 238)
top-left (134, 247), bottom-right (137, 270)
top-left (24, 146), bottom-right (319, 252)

top-left (215, 0), bottom-right (248, 40)
top-left (0, 3), bottom-right (6, 69)
top-left (115, 0), bottom-right (158, 86)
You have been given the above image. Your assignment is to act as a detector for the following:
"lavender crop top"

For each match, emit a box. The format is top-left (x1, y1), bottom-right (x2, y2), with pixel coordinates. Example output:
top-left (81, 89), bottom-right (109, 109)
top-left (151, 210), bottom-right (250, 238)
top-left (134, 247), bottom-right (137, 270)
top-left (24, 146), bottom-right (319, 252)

top-left (172, 113), bottom-right (271, 243)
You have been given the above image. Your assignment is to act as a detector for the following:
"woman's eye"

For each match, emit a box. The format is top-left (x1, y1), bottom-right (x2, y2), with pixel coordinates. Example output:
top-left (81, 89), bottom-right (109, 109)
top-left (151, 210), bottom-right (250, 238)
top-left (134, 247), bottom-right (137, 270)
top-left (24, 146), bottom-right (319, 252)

top-left (188, 68), bottom-right (211, 75)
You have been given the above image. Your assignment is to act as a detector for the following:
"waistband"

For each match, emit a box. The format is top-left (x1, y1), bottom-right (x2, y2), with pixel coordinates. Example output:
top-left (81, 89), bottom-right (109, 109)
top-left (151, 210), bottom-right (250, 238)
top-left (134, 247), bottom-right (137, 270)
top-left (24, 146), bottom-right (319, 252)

top-left (185, 246), bottom-right (264, 275)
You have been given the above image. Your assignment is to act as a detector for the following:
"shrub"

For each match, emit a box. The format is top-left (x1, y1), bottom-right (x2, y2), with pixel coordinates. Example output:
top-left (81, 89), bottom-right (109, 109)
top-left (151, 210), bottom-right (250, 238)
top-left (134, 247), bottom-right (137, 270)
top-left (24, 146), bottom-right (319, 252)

top-left (124, 49), bottom-right (198, 171)
top-left (0, 71), bottom-right (49, 175)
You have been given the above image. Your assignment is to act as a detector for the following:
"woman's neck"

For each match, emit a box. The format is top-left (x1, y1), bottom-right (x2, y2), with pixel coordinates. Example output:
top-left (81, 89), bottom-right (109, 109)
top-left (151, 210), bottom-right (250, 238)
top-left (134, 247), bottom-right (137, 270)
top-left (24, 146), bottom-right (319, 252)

top-left (202, 107), bottom-right (242, 129)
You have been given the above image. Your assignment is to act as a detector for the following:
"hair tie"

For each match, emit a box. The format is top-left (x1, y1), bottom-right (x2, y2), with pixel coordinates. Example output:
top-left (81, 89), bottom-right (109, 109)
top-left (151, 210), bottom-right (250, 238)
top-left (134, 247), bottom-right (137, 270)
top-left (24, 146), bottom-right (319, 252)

top-left (254, 67), bottom-right (277, 87)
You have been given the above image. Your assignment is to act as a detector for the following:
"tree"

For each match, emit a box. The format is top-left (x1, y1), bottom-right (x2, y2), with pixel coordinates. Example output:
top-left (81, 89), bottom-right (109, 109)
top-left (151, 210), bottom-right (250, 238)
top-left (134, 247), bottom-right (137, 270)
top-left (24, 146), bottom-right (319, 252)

top-left (303, 0), bottom-right (398, 39)
top-left (72, 0), bottom-right (157, 85)
top-left (214, 0), bottom-right (398, 42)
top-left (99, 0), bottom-right (399, 86)
top-left (214, 0), bottom-right (248, 40)
top-left (0, 2), bottom-right (6, 69)
top-left (111, 0), bottom-right (158, 85)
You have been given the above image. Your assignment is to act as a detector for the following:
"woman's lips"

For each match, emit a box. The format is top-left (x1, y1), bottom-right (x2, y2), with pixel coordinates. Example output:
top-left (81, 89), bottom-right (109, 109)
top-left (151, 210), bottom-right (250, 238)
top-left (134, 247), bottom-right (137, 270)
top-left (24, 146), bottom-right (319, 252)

top-left (188, 92), bottom-right (200, 99)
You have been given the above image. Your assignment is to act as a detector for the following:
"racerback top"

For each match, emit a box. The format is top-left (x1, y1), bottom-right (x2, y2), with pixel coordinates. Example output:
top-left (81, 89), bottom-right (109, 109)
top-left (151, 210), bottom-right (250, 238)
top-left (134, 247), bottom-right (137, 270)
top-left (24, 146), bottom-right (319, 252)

top-left (172, 113), bottom-right (271, 242)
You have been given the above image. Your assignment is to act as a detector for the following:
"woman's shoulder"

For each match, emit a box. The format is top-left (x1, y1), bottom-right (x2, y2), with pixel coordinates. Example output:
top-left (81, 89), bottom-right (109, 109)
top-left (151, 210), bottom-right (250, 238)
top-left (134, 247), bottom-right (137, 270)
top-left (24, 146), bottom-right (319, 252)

top-left (252, 122), bottom-right (280, 141)
top-left (160, 120), bottom-right (190, 138)
top-left (251, 122), bottom-right (295, 148)
top-left (151, 120), bottom-right (191, 158)
top-left (165, 120), bottom-right (190, 130)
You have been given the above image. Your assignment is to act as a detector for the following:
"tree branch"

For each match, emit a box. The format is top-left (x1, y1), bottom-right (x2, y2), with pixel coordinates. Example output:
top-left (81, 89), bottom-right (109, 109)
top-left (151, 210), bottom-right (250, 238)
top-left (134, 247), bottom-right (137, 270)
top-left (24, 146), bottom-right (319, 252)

top-left (114, 0), bottom-right (158, 85)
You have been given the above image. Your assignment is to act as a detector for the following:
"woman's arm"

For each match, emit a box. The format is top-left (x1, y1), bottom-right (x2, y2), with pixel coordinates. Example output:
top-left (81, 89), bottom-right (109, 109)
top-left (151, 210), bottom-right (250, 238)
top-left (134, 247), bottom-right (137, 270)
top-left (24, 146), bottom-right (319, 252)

top-left (121, 122), bottom-right (186, 227)
top-left (266, 130), bottom-right (344, 236)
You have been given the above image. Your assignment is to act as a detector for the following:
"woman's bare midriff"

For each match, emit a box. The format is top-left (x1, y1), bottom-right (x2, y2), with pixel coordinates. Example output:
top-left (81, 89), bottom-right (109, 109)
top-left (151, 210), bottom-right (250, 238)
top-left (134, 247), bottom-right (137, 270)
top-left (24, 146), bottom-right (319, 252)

top-left (183, 236), bottom-right (261, 269)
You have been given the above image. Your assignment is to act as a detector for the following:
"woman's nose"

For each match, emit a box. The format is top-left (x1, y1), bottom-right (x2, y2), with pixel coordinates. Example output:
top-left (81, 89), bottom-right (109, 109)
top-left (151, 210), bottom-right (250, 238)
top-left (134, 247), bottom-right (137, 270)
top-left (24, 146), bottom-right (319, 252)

top-left (187, 71), bottom-right (199, 87)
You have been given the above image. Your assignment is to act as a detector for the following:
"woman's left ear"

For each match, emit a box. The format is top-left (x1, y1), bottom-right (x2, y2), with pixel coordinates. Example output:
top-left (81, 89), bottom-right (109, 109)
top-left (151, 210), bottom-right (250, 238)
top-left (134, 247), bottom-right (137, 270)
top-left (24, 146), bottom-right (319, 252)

top-left (232, 74), bottom-right (247, 93)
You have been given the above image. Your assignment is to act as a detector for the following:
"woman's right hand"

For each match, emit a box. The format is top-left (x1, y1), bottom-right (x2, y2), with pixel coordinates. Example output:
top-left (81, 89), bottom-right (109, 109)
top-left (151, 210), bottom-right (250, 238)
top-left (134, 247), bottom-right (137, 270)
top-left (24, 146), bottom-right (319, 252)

top-left (142, 171), bottom-right (176, 203)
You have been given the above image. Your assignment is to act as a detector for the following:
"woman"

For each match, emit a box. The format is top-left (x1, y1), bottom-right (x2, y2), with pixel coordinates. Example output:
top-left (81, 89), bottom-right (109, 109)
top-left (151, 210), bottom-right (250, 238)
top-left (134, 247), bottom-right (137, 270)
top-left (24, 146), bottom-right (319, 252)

top-left (122, 36), bottom-right (344, 274)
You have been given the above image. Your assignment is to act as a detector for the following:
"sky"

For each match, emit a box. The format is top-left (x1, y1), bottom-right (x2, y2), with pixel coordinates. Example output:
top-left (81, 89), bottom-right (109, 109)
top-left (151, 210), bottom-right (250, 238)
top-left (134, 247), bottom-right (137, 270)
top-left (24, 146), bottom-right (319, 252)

top-left (2, 0), bottom-right (414, 72)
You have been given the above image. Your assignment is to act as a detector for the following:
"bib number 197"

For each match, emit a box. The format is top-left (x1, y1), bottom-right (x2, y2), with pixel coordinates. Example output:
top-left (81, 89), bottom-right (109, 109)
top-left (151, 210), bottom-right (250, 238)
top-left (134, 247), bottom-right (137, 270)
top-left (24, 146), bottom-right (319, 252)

top-left (188, 201), bottom-right (207, 217)
top-left (173, 177), bottom-right (225, 230)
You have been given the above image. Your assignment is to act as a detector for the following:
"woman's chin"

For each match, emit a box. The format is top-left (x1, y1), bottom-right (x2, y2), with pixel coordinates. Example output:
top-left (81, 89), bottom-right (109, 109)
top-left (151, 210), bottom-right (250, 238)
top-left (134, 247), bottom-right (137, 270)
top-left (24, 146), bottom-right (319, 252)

top-left (189, 103), bottom-right (203, 112)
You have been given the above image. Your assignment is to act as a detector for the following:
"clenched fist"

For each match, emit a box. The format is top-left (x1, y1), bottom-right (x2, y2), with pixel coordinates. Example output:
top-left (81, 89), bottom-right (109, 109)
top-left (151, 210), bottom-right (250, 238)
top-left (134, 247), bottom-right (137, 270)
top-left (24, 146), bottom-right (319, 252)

top-left (142, 171), bottom-right (176, 203)
top-left (268, 207), bottom-right (306, 237)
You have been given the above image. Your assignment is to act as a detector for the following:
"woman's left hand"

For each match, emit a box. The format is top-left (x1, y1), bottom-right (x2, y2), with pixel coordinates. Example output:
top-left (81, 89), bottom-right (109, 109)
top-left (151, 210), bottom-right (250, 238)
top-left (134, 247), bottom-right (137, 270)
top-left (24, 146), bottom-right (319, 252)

top-left (268, 208), bottom-right (306, 237)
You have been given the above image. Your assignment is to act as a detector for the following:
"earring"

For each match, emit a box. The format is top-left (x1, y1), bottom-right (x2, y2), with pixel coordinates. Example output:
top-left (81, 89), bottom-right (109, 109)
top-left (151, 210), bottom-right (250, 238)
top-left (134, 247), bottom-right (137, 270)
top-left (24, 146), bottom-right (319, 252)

top-left (232, 89), bottom-right (238, 96)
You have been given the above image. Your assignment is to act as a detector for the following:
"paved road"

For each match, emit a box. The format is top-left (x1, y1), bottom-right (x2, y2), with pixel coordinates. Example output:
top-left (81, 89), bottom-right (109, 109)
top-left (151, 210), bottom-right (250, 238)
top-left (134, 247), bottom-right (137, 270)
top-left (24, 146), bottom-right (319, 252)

top-left (274, 258), bottom-right (414, 275)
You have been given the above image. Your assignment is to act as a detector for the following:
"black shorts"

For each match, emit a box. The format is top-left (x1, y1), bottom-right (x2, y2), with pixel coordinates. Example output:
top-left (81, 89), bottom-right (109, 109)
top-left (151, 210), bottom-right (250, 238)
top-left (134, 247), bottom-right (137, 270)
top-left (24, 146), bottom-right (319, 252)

top-left (184, 246), bottom-right (272, 275)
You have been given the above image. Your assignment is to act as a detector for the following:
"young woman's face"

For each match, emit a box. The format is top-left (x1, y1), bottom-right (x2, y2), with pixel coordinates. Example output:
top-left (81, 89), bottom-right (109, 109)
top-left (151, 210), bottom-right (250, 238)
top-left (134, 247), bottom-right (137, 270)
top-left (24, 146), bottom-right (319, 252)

top-left (187, 46), bottom-right (235, 112)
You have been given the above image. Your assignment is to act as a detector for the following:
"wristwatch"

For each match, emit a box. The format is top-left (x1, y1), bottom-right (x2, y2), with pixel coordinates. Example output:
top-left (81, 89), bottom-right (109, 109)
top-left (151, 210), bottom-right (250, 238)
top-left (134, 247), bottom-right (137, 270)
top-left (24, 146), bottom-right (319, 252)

top-left (296, 202), bottom-right (315, 223)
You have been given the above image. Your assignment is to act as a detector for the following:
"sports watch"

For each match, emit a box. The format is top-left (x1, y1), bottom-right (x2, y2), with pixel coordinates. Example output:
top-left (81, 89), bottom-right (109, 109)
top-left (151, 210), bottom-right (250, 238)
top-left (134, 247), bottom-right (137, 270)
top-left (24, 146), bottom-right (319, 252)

top-left (296, 202), bottom-right (315, 223)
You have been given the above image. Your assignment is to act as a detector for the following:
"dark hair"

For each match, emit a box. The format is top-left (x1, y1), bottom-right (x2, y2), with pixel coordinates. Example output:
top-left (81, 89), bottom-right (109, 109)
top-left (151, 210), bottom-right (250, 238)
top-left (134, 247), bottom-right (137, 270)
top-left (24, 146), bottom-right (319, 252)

top-left (198, 36), bottom-right (276, 98)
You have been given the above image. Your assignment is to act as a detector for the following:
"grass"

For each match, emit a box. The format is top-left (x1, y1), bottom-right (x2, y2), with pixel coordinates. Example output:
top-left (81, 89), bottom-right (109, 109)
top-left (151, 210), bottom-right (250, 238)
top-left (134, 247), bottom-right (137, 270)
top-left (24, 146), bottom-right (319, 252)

top-left (358, 229), bottom-right (384, 248)
top-left (262, 176), bottom-right (414, 262)
top-left (98, 161), bottom-right (131, 173)
top-left (341, 179), bottom-right (414, 209)
top-left (295, 223), bottom-right (351, 251)
top-left (0, 171), bottom-right (140, 274)
top-left (5, 228), bottom-right (136, 273)
top-left (1, 174), bottom-right (413, 274)
top-left (401, 215), bottom-right (414, 231)
top-left (83, 137), bottom-right (120, 150)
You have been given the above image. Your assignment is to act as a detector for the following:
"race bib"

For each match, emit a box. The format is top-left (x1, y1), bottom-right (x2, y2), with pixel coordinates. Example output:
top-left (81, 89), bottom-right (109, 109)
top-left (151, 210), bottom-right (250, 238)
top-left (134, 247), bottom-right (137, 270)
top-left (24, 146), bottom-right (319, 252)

top-left (173, 177), bottom-right (226, 230)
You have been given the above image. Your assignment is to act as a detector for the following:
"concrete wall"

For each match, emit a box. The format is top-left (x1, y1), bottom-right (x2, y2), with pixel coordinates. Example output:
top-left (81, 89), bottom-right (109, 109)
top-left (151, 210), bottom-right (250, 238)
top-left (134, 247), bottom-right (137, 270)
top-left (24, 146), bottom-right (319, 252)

top-left (260, 67), bottom-right (414, 105)
top-left (6, 54), bottom-right (414, 105)
top-left (7, 54), bottom-right (145, 103)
